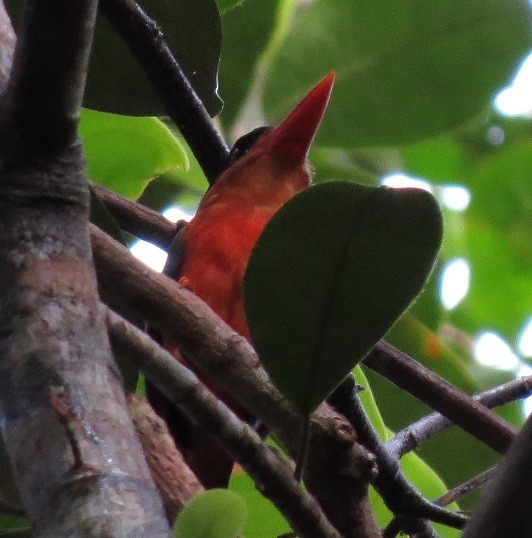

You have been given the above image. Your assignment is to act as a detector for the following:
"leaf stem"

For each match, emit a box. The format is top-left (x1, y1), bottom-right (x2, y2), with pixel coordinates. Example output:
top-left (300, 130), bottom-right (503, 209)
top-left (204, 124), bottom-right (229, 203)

top-left (294, 415), bottom-right (311, 483)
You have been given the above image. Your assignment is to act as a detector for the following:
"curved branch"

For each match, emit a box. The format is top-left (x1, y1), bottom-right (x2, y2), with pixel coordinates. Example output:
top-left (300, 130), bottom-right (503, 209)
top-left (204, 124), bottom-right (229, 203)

top-left (107, 307), bottom-right (341, 538)
top-left (364, 341), bottom-right (517, 455)
top-left (329, 376), bottom-right (467, 533)
top-left (91, 224), bottom-right (381, 537)
top-left (386, 376), bottom-right (532, 459)
top-left (99, 0), bottom-right (230, 183)
top-left (91, 182), bottom-right (179, 249)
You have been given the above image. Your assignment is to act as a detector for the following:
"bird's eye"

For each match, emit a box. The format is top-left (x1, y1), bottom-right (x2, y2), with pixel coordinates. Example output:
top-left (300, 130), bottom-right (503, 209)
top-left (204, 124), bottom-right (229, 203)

top-left (228, 126), bottom-right (272, 164)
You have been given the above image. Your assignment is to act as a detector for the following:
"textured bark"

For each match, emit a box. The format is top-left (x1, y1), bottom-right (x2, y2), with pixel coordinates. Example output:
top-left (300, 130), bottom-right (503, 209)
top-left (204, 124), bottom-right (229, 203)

top-left (0, 1), bottom-right (15, 93)
top-left (93, 225), bottom-right (381, 537)
top-left (128, 393), bottom-right (203, 523)
top-left (110, 309), bottom-right (344, 538)
top-left (0, 1), bottom-right (169, 534)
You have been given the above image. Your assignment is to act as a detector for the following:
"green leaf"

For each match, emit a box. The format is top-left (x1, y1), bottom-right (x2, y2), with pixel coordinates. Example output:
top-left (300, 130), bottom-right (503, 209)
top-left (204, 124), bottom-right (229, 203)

top-left (79, 109), bottom-right (188, 200)
top-left (466, 139), bottom-right (532, 267)
top-left (402, 135), bottom-right (470, 185)
top-left (217, 0), bottom-right (245, 14)
top-left (89, 0), bottom-right (223, 116)
top-left (244, 182), bottom-right (443, 414)
top-left (229, 470), bottom-right (290, 536)
top-left (218, 0), bottom-right (279, 128)
top-left (264, 0), bottom-right (531, 147)
top-left (173, 489), bottom-right (247, 538)
top-left (354, 366), bottom-right (388, 439)
top-left (309, 147), bottom-right (383, 187)
top-left (4, 1), bottom-right (223, 116)
top-left (448, 218), bottom-right (532, 342)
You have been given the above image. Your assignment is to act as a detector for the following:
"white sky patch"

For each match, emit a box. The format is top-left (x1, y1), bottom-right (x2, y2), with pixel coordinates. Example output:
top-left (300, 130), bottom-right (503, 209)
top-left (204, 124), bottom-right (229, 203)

top-left (163, 205), bottom-right (194, 223)
top-left (440, 185), bottom-right (471, 212)
top-left (130, 205), bottom-right (193, 272)
top-left (130, 240), bottom-right (168, 272)
top-left (440, 257), bottom-right (470, 310)
top-left (381, 173), bottom-right (433, 192)
top-left (473, 331), bottom-right (520, 371)
top-left (517, 317), bottom-right (532, 357)
top-left (494, 52), bottom-right (532, 117)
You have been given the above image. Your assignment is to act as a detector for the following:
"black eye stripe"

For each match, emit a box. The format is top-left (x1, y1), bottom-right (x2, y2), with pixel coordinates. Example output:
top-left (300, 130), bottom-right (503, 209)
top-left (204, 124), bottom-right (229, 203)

top-left (228, 126), bottom-right (272, 164)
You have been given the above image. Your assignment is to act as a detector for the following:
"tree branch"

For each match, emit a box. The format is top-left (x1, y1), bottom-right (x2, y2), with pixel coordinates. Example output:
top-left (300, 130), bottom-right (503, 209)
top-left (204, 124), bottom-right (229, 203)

top-left (0, 0), bottom-right (93, 155)
top-left (107, 307), bottom-right (342, 537)
top-left (386, 376), bottom-right (532, 459)
top-left (91, 182), bottom-right (179, 249)
top-left (0, 2), bottom-right (169, 534)
top-left (436, 467), bottom-right (496, 508)
top-left (91, 224), bottom-right (381, 537)
top-left (126, 393), bottom-right (204, 523)
top-left (364, 341), bottom-right (517, 454)
top-left (99, 0), bottom-right (230, 183)
top-left (329, 376), bottom-right (467, 534)
top-left (0, 1), bottom-right (15, 94)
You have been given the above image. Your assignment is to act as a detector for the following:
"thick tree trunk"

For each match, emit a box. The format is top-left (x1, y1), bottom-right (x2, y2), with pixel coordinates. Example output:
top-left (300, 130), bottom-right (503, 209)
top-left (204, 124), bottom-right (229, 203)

top-left (0, 1), bottom-right (169, 534)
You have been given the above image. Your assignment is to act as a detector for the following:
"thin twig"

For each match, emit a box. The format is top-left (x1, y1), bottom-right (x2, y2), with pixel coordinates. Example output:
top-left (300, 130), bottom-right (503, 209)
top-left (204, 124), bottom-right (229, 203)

top-left (383, 516), bottom-right (439, 538)
top-left (106, 306), bottom-right (341, 538)
top-left (386, 376), bottom-right (532, 459)
top-left (364, 341), bottom-right (518, 455)
top-left (461, 413), bottom-right (532, 538)
top-left (99, 0), bottom-right (230, 182)
top-left (436, 467), bottom-right (496, 508)
top-left (329, 376), bottom-right (467, 532)
top-left (91, 182), bottom-right (179, 249)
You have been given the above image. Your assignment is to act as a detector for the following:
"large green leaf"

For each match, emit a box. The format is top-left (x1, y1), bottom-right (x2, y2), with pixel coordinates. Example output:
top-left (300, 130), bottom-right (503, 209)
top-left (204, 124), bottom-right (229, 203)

top-left (264, 0), bottom-right (531, 147)
top-left (88, 0), bottom-right (223, 116)
top-left (448, 218), bottom-right (531, 342)
top-left (79, 109), bottom-right (188, 200)
top-left (4, 1), bottom-right (223, 116)
top-left (466, 139), bottom-right (532, 266)
top-left (173, 489), bottom-right (246, 538)
top-left (218, 0), bottom-right (279, 129)
top-left (217, 0), bottom-right (245, 14)
top-left (402, 135), bottom-right (470, 185)
top-left (244, 182), bottom-right (442, 415)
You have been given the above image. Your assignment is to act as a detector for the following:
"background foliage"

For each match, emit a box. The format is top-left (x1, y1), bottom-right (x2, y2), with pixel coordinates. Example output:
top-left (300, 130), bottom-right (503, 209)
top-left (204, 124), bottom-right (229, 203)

top-left (2, 0), bottom-right (531, 536)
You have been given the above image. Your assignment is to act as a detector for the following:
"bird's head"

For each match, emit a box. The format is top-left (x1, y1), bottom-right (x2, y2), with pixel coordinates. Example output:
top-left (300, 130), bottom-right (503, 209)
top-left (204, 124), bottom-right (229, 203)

top-left (205, 72), bottom-right (335, 206)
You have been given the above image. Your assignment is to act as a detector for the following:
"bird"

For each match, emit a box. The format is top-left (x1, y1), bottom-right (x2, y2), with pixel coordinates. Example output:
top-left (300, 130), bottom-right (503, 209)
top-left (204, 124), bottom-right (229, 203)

top-left (148, 72), bottom-right (335, 488)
